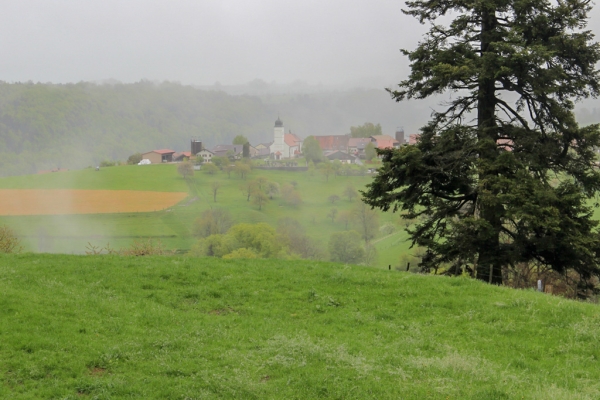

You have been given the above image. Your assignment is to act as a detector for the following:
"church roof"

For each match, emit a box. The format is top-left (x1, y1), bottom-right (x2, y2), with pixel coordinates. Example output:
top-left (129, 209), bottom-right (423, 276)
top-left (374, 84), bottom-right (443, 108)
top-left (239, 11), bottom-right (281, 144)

top-left (284, 133), bottom-right (302, 147)
top-left (275, 117), bottom-right (283, 127)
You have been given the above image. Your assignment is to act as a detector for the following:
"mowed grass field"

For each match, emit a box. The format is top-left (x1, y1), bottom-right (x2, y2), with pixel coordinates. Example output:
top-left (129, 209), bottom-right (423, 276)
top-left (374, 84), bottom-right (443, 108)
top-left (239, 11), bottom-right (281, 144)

top-left (1, 254), bottom-right (600, 399)
top-left (0, 164), bottom-right (406, 266)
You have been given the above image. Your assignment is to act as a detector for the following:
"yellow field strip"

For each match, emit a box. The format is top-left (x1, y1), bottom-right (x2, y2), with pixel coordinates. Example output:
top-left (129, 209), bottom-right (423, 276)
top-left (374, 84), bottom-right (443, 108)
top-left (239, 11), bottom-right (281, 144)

top-left (0, 189), bottom-right (188, 216)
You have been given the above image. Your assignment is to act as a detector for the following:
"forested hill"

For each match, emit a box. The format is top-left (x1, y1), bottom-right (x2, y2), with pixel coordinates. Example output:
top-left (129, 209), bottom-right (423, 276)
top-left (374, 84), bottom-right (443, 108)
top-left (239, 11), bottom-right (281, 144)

top-left (0, 81), bottom-right (418, 177)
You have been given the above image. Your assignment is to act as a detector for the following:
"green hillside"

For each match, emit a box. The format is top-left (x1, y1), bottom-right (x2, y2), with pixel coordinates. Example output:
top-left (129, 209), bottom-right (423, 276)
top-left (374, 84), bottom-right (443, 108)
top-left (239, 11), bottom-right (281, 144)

top-left (1, 254), bottom-right (598, 399)
top-left (0, 81), bottom-right (408, 177)
top-left (0, 164), bottom-right (187, 192)
top-left (0, 164), bottom-right (409, 267)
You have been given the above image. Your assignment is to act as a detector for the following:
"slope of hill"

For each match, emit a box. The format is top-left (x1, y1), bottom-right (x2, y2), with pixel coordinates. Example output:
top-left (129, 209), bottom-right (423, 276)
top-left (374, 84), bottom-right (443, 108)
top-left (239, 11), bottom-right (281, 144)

top-left (1, 254), bottom-right (598, 399)
top-left (0, 164), bottom-right (411, 267)
top-left (0, 81), bottom-right (420, 177)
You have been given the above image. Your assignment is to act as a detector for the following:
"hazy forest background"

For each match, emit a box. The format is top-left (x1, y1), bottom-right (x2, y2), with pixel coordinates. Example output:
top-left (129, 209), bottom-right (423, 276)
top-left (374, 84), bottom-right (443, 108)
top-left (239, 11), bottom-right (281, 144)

top-left (2, 80), bottom-right (600, 178)
top-left (0, 80), bottom-right (412, 177)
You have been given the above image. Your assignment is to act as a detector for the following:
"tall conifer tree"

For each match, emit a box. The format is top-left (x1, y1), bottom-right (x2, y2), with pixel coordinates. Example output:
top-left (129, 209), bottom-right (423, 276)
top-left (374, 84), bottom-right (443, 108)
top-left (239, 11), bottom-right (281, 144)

top-left (363, 0), bottom-right (600, 293)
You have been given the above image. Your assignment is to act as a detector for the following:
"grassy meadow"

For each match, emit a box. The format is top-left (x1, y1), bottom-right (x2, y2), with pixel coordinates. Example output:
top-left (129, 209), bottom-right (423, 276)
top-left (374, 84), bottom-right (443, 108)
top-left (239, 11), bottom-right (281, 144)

top-left (0, 163), bottom-right (407, 266)
top-left (1, 254), bottom-right (599, 399)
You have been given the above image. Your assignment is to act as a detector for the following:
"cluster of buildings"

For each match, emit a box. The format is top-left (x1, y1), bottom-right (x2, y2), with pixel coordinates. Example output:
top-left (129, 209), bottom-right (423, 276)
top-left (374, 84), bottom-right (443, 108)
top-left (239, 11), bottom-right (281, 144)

top-left (139, 117), bottom-right (419, 165)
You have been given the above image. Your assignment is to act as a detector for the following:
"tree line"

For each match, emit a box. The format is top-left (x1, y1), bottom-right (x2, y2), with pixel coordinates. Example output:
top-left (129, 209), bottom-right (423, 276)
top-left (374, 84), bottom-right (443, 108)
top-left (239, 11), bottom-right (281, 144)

top-left (0, 81), bottom-right (406, 177)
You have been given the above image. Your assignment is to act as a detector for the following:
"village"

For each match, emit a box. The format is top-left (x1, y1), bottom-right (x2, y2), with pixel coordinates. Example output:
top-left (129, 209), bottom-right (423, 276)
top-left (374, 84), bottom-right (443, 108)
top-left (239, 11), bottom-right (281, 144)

top-left (138, 117), bottom-right (421, 166)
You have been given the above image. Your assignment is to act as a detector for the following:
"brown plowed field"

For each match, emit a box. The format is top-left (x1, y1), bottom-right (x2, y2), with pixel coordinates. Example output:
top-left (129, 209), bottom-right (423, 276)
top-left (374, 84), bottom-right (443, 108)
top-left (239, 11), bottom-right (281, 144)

top-left (0, 189), bottom-right (188, 216)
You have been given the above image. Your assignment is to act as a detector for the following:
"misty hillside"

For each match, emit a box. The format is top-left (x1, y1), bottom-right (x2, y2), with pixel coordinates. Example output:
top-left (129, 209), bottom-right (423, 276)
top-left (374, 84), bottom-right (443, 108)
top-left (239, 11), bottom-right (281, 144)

top-left (0, 81), bottom-right (427, 177)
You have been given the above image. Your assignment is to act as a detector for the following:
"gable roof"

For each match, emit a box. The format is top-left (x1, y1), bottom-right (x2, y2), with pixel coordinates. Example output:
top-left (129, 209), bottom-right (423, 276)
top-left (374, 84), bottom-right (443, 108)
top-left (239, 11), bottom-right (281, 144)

top-left (314, 135), bottom-right (349, 151)
top-left (147, 149), bottom-right (176, 155)
top-left (210, 144), bottom-right (243, 154)
top-left (324, 150), bottom-right (357, 161)
top-left (370, 135), bottom-right (399, 149)
top-left (284, 133), bottom-right (302, 147)
top-left (348, 137), bottom-right (374, 148)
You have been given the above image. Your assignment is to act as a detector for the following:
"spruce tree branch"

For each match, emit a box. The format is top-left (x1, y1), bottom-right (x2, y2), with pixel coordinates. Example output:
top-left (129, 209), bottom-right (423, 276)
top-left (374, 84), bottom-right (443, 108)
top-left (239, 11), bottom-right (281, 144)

top-left (495, 98), bottom-right (531, 130)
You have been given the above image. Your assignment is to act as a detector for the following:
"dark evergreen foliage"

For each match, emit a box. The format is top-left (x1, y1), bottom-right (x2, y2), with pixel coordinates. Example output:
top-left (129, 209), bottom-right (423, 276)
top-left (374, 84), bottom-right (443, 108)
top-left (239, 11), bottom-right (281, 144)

top-left (363, 0), bottom-right (600, 294)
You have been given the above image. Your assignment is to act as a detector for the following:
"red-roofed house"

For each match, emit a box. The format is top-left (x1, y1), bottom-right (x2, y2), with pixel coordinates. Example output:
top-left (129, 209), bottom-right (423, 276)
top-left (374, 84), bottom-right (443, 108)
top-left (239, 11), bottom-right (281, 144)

top-left (348, 137), bottom-right (375, 157)
top-left (370, 135), bottom-right (400, 150)
top-left (173, 151), bottom-right (192, 162)
top-left (408, 134), bottom-right (421, 145)
top-left (141, 149), bottom-right (176, 164)
top-left (314, 135), bottom-right (349, 152)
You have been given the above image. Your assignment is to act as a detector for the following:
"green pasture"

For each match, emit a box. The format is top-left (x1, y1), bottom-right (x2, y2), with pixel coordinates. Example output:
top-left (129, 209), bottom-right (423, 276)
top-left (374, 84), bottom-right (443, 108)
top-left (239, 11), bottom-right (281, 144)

top-left (0, 164), bottom-right (406, 266)
top-left (0, 164), bottom-right (188, 192)
top-left (1, 254), bottom-right (599, 399)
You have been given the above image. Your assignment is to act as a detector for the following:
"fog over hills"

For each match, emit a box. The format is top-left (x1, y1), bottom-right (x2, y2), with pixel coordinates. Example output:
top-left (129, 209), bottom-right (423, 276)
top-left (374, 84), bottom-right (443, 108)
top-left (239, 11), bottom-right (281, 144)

top-left (0, 80), bottom-right (434, 177)
top-left (2, 1), bottom-right (600, 177)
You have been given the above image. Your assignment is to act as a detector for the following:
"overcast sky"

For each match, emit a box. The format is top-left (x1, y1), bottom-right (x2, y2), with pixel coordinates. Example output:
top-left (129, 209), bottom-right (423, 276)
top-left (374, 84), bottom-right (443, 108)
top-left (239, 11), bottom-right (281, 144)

top-left (4, 1), bottom-right (600, 89)
top-left (0, 0), bottom-right (427, 87)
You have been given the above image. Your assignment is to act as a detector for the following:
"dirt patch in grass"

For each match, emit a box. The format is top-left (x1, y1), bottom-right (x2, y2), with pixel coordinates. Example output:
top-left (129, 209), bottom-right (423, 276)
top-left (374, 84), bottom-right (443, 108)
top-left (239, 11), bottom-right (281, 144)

top-left (0, 189), bottom-right (188, 216)
top-left (89, 367), bottom-right (107, 376)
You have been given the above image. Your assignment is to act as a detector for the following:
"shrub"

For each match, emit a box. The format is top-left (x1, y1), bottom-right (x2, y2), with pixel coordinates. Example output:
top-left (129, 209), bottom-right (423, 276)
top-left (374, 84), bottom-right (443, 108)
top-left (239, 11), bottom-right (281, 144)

top-left (328, 231), bottom-right (365, 264)
top-left (127, 153), bottom-right (143, 165)
top-left (222, 248), bottom-right (258, 259)
top-left (379, 223), bottom-right (396, 236)
top-left (99, 160), bottom-right (117, 167)
top-left (193, 209), bottom-right (233, 238)
top-left (190, 234), bottom-right (233, 257)
top-left (0, 225), bottom-right (22, 253)
top-left (177, 161), bottom-right (194, 179)
top-left (202, 163), bottom-right (219, 175)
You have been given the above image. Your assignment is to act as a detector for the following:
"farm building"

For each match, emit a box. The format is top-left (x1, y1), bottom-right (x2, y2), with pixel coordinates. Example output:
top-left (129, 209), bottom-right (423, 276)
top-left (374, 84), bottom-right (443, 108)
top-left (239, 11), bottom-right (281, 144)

top-left (141, 149), bottom-right (176, 164)
top-left (173, 151), bottom-right (192, 162)
top-left (197, 149), bottom-right (214, 163)
top-left (313, 135), bottom-right (350, 152)
top-left (348, 137), bottom-right (375, 157)
top-left (370, 135), bottom-right (400, 150)
top-left (325, 150), bottom-right (358, 164)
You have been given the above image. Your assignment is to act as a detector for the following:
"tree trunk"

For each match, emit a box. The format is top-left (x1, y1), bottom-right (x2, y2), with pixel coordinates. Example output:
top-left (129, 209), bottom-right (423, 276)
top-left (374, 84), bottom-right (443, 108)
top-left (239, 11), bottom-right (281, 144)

top-left (476, 6), bottom-right (503, 284)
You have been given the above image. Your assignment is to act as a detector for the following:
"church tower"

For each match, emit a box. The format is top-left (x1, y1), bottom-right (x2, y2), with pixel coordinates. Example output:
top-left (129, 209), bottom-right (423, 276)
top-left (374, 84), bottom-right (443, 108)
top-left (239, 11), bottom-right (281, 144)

top-left (272, 117), bottom-right (285, 159)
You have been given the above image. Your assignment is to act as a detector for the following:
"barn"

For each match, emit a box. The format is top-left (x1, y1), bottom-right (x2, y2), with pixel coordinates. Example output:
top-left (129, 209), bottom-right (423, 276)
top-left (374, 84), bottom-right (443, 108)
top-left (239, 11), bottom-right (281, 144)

top-left (141, 149), bottom-right (176, 164)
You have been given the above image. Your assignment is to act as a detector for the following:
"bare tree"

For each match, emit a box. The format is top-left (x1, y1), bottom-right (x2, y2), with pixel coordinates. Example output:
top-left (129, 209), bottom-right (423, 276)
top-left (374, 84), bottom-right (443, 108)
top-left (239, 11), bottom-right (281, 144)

top-left (338, 210), bottom-right (352, 230)
top-left (328, 194), bottom-right (340, 204)
top-left (327, 208), bottom-right (338, 223)
top-left (211, 181), bottom-right (221, 202)
top-left (177, 161), bottom-right (194, 179)
top-left (353, 202), bottom-right (379, 243)
top-left (252, 190), bottom-right (269, 210)
top-left (343, 186), bottom-right (358, 202)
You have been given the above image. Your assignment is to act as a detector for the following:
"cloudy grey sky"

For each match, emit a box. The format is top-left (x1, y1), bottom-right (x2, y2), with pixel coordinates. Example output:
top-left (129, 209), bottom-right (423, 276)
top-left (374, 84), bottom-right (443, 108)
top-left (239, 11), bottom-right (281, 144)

top-left (0, 0), bottom-right (428, 87)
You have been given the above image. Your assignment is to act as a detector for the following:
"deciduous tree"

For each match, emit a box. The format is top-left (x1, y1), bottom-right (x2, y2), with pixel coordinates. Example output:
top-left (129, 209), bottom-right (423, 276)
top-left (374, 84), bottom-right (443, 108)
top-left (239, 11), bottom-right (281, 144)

top-left (302, 136), bottom-right (324, 164)
top-left (327, 207), bottom-right (338, 223)
top-left (233, 135), bottom-right (249, 145)
top-left (251, 190), bottom-right (269, 210)
top-left (362, 0), bottom-right (600, 292)
top-left (202, 163), bottom-right (218, 175)
top-left (353, 202), bottom-right (379, 243)
top-left (344, 186), bottom-right (358, 202)
top-left (177, 161), bottom-right (194, 179)
top-left (350, 122), bottom-right (382, 138)
top-left (364, 142), bottom-right (377, 161)
top-left (328, 231), bottom-right (365, 264)
top-left (211, 181), bottom-right (221, 202)
top-left (328, 194), bottom-right (340, 204)
top-left (193, 208), bottom-right (233, 238)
